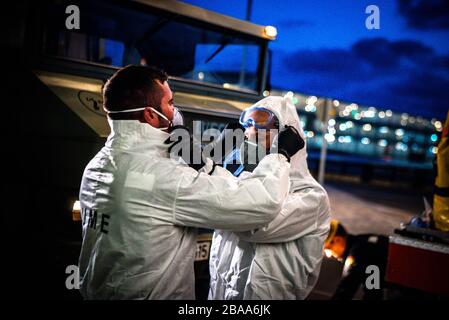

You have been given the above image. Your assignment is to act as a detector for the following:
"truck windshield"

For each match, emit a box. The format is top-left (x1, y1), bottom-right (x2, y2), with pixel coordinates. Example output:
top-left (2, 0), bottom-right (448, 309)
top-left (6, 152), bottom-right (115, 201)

top-left (43, 1), bottom-right (262, 92)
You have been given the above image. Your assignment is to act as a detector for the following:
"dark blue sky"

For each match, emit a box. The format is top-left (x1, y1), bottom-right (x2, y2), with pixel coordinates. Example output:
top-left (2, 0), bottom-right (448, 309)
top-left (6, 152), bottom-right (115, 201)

top-left (184, 0), bottom-right (449, 120)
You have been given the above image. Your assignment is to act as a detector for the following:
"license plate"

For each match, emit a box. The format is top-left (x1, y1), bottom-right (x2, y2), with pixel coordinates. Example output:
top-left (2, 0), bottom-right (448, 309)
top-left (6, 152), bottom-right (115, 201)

top-left (195, 241), bottom-right (211, 261)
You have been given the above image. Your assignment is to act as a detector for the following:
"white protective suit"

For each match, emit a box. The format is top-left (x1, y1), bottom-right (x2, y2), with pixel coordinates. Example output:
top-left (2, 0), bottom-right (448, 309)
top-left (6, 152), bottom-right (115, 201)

top-left (208, 96), bottom-right (331, 300)
top-left (78, 119), bottom-right (291, 299)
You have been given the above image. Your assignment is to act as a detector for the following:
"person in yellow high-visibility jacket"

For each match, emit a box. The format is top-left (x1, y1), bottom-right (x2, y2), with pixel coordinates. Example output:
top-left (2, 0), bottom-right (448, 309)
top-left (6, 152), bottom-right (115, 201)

top-left (433, 110), bottom-right (449, 232)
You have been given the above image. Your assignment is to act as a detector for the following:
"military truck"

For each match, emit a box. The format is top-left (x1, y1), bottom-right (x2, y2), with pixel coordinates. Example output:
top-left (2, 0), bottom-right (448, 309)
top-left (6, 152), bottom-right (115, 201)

top-left (3, 0), bottom-right (276, 299)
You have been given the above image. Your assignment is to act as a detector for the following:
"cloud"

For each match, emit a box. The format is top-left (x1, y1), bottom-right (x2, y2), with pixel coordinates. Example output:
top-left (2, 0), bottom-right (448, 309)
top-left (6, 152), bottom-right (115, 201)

top-left (277, 38), bottom-right (449, 119)
top-left (285, 48), bottom-right (364, 75)
top-left (352, 38), bottom-right (432, 69)
top-left (398, 0), bottom-right (449, 30)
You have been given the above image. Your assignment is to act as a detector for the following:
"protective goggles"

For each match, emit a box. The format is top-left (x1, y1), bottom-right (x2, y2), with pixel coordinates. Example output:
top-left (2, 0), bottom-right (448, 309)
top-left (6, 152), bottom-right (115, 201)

top-left (239, 106), bottom-right (278, 129)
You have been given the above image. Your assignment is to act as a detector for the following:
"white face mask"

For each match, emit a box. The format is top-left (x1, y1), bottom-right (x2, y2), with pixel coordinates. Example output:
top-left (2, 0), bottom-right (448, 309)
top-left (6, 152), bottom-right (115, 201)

top-left (171, 107), bottom-right (184, 127)
top-left (107, 106), bottom-right (184, 130)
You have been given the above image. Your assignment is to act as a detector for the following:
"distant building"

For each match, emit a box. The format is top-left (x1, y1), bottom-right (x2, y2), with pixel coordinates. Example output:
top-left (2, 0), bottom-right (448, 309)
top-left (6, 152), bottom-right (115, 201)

top-left (271, 89), bottom-right (442, 186)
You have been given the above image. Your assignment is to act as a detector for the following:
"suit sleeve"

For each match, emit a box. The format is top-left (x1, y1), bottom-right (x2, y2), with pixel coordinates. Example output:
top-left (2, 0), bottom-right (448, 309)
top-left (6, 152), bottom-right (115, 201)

top-left (235, 186), bottom-right (330, 243)
top-left (172, 154), bottom-right (291, 231)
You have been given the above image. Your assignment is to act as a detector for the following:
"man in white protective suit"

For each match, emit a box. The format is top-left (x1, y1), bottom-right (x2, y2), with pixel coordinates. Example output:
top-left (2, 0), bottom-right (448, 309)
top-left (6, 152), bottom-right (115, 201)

top-left (208, 96), bottom-right (331, 300)
top-left (78, 65), bottom-right (305, 299)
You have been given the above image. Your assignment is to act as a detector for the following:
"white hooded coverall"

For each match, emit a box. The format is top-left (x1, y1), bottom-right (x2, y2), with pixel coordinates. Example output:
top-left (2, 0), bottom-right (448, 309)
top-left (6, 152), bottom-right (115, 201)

top-left (78, 119), bottom-right (290, 299)
top-left (208, 96), bottom-right (331, 300)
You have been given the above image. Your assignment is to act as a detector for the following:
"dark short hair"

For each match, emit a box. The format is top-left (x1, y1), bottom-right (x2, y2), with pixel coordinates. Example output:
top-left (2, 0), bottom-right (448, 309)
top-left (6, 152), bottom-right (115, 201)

top-left (103, 65), bottom-right (168, 112)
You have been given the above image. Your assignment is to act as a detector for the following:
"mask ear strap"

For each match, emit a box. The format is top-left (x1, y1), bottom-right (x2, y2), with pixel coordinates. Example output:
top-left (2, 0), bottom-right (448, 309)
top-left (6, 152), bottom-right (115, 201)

top-left (148, 107), bottom-right (171, 130)
top-left (106, 107), bottom-right (147, 120)
top-left (148, 107), bottom-right (166, 120)
top-left (107, 107), bottom-right (147, 114)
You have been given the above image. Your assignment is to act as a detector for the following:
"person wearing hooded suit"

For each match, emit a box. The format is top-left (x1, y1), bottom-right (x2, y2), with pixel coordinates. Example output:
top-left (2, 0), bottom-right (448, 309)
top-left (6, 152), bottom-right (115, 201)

top-left (208, 96), bottom-right (331, 300)
top-left (78, 66), bottom-right (308, 300)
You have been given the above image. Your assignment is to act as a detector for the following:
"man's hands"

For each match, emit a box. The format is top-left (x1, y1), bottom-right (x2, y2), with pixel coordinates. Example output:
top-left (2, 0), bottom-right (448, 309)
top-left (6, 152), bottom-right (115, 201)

top-left (271, 125), bottom-right (305, 162)
top-left (164, 123), bottom-right (305, 170)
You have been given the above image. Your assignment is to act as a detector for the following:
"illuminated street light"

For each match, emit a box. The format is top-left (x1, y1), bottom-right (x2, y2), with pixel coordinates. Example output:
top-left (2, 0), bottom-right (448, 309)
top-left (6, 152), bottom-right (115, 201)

top-left (338, 136), bottom-right (352, 144)
top-left (395, 142), bottom-right (408, 151)
top-left (325, 133), bottom-right (335, 143)
top-left (378, 139), bottom-right (388, 147)
top-left (306, 96), bottom-right (318, 105)
top-left (363, 124), bottom-right (372, 131)
top-left (305, 104), bottom-right (316, 112)
top-left (431, 134), bottom-right (438, 142)
top-left (285, 91), bottom-right (294, 98)
top-left (361, 137), bottom-right (371, 145)
top-left (363, 110), bottom-right (375, 118)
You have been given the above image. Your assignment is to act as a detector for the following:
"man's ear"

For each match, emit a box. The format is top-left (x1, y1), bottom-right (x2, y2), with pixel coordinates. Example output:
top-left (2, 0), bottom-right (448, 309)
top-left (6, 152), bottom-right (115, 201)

top-left (142, 107), bottom-right (157, 125)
